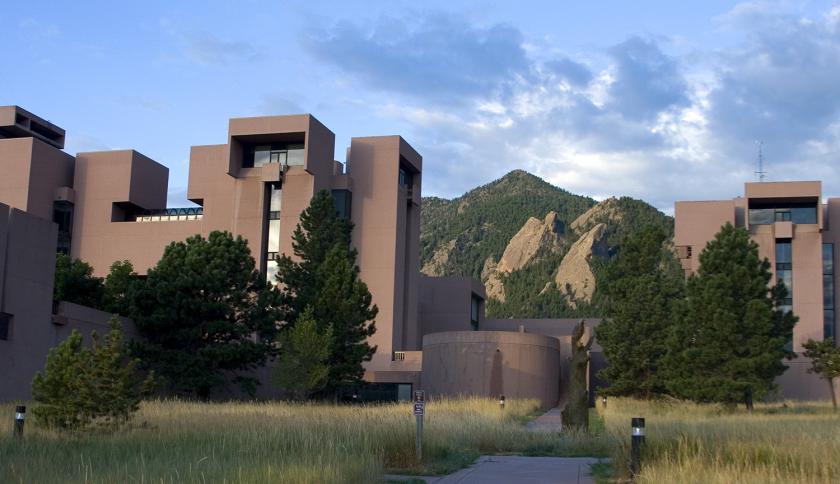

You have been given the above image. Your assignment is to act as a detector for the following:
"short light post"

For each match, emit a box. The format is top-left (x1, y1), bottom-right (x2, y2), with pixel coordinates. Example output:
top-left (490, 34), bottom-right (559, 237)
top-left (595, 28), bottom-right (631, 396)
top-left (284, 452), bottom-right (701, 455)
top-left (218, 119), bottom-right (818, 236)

top-left (499, 395), bottom-right (506, 411)
top-left (602, 396), bottom-right (607, 409)
top-left (630, 417), bottom-right (645, 476)
top-left (13, 405), bottom-right (25, 438)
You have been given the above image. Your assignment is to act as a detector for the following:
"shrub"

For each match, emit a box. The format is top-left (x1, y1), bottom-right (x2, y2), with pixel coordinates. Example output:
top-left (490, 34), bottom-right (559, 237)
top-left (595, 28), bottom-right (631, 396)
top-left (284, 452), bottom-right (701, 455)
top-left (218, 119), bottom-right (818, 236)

top-left (31, 319), bottom-right (153, 431)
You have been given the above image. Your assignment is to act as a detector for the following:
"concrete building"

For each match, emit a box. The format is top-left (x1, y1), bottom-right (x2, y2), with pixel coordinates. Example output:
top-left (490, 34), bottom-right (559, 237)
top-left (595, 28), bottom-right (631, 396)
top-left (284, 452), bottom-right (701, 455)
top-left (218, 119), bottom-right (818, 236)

top-left (0, 105), bottom-right (599, 405)
top-left (675, 181), bottom-right (838, 400)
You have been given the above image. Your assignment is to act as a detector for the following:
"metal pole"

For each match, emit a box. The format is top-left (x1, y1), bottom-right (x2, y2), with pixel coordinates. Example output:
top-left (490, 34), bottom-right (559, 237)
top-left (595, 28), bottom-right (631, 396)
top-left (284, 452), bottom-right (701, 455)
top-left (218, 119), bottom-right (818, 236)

top-left (14, 405), bottom-right (25, 438)
top-left (415, 414), bottom-right (423, 461)
top-left (631, 417), bottom-right (645, 476)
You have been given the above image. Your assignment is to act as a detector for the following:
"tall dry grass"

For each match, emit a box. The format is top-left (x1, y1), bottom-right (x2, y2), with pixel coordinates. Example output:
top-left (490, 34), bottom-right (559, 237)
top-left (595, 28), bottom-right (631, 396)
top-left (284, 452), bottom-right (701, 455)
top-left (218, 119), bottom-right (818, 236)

top-left (600, 398), bottom-right (840, 483)
top-left (0, 397), bottom-right (610, 483)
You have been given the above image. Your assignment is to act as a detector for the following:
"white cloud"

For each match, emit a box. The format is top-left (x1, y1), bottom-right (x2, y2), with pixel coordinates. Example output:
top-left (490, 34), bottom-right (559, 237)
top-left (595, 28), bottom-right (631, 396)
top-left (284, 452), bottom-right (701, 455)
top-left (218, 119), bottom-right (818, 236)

top-left (305, 4), bottom-right (840, 212)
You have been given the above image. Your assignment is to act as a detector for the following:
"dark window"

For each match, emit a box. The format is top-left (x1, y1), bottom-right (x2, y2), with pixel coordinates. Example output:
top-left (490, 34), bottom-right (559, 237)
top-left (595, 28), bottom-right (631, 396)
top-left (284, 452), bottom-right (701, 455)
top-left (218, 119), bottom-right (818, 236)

top-left (332, 190), bottom-right (352, 219)
top-left (776, 240), bottom-right (793, 305)
top-left (0, 313), bottom-right (11, 341)
top-left (774, 209), bottom-right (791, 222)
top-left (824, 243), bottom-right (834, 274)
top-left (398, 166), bottom-right (412, 187)
top-left (470, 294), bottom-right (481, 330)
top-left (748, 208), bottom-right (774, 225)
top-left (791, 207), bottom-right (817, 224)
top-left (52, 201), bottom-right (74, 255)
top-left (824, 244), bottom-right (835, 340)
top-left (749, 202), bottom-right (818, 225)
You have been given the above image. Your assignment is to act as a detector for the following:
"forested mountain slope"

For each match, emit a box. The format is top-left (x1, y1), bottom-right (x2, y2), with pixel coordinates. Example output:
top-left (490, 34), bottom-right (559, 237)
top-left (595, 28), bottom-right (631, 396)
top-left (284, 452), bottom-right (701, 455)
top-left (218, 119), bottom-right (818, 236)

top-left (419, 170), bottom-right (674, 318)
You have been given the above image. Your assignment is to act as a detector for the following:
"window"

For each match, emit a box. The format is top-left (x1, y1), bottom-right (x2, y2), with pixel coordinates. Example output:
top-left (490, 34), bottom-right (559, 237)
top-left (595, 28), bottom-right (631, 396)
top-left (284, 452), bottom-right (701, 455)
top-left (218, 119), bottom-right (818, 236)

top-left (265, 184), bottom-right (282, 284)
top-left (748, 202), bottom-right (818, 225)
top-left (399, 166), bottom-right (412, 187)
top-left (0, 313), bottom-right (11, 341)
top-left (776, 240), bottom-right (793, 306)
top-left (332, 190), bottom-right (352, 219)
top-left (243, 143), bottom-right (304, 168)
top-left (470, 294), bottom-right (481, 330)
top-left (52, 201), bottom-right (74, 255)
top-left (824, 244), bottom-right (835, 340)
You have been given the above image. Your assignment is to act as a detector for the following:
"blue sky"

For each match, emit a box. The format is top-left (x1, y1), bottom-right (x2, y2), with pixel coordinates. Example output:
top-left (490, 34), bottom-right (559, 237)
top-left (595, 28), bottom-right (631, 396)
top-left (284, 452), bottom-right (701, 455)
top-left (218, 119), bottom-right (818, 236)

top-left (3, 1), bottom-right (840, 212)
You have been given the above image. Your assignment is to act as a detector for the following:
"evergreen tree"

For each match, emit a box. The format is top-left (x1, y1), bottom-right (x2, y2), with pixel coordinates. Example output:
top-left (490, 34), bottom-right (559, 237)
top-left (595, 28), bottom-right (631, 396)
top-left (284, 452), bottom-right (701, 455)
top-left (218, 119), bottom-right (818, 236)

top-left (32, 319), bottom-right (152, 431)
top-left (275, 190), bottom-right (377, 396)
top-left (273, 306), bottom-right (333, 400)
top-left (596, 225), bottom-right (683, 398)
top-left (129, 231), bottom-right (280, 399)
top-left (801, 338), bottom-right (840, 411)
top-left (54, 253), bottom-right (104, 308)
top-left (102, 260), bottom-right (136, 314)
top-left (664, 223), bottom-right (797, 409)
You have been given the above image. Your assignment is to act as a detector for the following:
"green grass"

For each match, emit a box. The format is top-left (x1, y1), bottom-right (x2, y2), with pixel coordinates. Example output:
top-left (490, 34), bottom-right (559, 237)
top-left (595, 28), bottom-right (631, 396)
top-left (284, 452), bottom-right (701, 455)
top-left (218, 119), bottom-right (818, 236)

top-left (599, 397), bottom-right (840, 483)
top-left (0, 398), bottom-right (612, 483)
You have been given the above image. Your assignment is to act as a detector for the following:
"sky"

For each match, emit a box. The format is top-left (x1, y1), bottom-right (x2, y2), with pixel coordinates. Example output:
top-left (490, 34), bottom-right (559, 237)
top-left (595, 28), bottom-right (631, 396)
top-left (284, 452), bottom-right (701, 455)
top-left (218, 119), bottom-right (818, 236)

top-left (3, 0), bottom-right (840, 213)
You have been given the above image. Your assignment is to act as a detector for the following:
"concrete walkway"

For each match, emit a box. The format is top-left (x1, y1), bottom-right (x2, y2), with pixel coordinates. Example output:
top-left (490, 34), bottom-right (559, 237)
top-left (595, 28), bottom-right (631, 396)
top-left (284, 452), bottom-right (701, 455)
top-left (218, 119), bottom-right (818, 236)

top-left (384, 456), bottom-right (600, 483)
top-left (525, 407), bottom-right (563, 432)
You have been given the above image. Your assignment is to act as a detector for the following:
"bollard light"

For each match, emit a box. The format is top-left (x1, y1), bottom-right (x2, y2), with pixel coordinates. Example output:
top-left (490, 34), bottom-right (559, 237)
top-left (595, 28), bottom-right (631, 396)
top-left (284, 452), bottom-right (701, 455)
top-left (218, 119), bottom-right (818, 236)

top-left (602, 396), bottom-right (607, 408)
top-left (13, 405), bottom-right (25, 438)
top-left (630, 417), bottom-right (645, 476)
top-left (499, 395), bottom-right (506, 410)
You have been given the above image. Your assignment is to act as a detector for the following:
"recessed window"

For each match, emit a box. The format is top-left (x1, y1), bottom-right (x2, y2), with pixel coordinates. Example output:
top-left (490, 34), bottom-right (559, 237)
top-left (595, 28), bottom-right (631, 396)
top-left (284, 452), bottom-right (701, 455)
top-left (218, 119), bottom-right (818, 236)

top-left (824, 244), bottom-right (835, 340)
top-left (0, 313), bottom-right (11, 341)
top-left (470, 294), bottom-right (481, 330)
top-left (243, 143), bottom-right (305, 169)
top-left (749, 202), bottom-right (818, 225)
top-left (332, 190), bottom-right (352, 219)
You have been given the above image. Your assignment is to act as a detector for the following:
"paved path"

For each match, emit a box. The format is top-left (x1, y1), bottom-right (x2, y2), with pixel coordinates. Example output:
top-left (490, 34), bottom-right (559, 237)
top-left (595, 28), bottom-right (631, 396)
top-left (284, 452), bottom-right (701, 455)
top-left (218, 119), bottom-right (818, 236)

top-left (525, 407), bottom-right (563, 432)
top-left (384, 456), bottom-right (600, 483)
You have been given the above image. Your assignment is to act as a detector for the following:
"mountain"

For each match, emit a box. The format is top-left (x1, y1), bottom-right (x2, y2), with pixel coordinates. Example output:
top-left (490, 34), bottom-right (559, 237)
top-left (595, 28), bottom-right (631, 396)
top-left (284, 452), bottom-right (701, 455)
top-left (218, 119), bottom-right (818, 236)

top-left (419, 170), bottom-right (673, 318)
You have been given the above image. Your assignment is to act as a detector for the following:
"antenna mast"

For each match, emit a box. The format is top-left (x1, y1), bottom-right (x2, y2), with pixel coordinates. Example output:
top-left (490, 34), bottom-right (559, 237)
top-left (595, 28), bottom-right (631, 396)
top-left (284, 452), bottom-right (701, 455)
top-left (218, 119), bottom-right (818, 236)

top-left (754, 141), bottom-right (767, 182)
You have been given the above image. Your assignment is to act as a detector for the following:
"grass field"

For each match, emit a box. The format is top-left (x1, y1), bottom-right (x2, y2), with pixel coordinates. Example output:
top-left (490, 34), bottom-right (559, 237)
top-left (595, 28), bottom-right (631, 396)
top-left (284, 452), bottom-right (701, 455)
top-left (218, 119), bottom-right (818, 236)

top-left (4, 396), bottom-right (837, 483)
top-left (599, 397), bottom-right (840, 483)
top-left (0, 397), bottom-right (611, 483)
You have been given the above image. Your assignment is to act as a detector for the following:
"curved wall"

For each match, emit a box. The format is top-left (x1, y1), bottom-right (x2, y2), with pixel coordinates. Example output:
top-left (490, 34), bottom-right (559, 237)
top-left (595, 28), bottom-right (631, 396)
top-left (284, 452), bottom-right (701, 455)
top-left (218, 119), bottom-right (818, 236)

top-left (421, 331), bottom-right (561, 408)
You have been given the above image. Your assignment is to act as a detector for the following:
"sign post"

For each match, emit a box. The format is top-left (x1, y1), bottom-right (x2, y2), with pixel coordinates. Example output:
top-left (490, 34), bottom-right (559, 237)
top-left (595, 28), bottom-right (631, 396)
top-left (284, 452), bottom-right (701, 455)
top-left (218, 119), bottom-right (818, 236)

top-left (413, 390), bottom-right (425, 461)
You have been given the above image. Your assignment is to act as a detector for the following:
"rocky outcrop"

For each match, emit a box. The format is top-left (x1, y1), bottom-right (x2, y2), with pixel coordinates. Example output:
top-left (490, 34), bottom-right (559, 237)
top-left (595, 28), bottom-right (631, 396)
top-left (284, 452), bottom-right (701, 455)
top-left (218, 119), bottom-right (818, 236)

top-left (570, 197), bottom-right (622, 233)
top-left (482, 212), bottom-right (564, 301)
top-left (497, 212), bottom-right (564, 273)
top-left (552, 223), bottom-right (607, 308)
top-left (421, 239), bottom-right (456, 276)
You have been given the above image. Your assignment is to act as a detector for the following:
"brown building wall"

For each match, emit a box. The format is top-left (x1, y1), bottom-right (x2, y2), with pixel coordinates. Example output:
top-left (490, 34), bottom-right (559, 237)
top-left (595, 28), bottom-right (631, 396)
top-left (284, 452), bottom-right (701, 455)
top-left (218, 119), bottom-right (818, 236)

top-left (418, 275), bottom-right (486, 337)
top-left (674, 200), bottom-right (735, 273)
top-left (0, 203), bottom-right (58, 401)
top-left (421, 331), bottom-right (561, 409)
top-left (348, 136), bottom-right (421, 369)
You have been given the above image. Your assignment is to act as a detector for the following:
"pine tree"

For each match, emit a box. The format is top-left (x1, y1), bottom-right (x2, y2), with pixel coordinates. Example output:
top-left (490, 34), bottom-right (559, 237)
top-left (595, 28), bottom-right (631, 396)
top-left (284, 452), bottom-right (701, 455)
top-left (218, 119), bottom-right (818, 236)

top-left (273, 306), bottom-right (333, 400)
top-left (128, 231), bottom-right (281, 399)
top-left (32, 319), bottom-right (152, 431)
top-left (596, 225), bottom-right (683, 398)
top-left (664, 223), bottom-right (797, 409)
top-left (102, 260), bottom-right (136, 314)
top-left (274, 190), bottom-right (377, 396)
top-left (54, 253), bottom-right (104, 308)
top-left (801, 338), bottom-right (840, 411)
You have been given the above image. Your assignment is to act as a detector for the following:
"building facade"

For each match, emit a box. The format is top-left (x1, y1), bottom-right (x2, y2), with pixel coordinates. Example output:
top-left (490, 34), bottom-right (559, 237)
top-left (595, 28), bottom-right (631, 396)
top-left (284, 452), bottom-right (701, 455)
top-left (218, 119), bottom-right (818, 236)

top-left (675, 181), bottom-right (839, 399)
top-left (0, 105), bottom-right (600, 405)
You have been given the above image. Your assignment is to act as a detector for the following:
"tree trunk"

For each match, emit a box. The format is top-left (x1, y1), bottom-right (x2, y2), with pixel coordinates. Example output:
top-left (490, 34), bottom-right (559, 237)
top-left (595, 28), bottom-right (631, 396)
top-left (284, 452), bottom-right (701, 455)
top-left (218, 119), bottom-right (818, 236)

top-left (745, 389), bottom-right (754, 412)
top-left (829, 378), bottom-right (837, 412)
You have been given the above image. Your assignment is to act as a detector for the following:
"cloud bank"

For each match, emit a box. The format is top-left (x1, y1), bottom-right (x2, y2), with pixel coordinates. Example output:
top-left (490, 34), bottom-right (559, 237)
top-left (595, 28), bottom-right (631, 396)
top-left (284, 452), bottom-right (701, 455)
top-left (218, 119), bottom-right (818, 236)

top-left (304, 2), bottom-right (840, 211)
